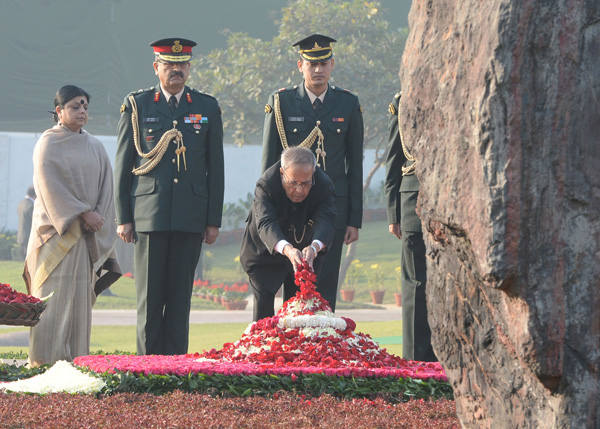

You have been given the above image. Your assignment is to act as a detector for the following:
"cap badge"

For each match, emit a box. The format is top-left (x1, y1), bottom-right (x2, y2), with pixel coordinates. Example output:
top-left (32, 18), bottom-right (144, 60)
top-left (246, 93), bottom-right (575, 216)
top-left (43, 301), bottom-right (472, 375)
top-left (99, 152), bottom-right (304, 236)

top-left (313, 42), bottom-right (322, 49)
top-left (172, 40), bottom-right (183, 53)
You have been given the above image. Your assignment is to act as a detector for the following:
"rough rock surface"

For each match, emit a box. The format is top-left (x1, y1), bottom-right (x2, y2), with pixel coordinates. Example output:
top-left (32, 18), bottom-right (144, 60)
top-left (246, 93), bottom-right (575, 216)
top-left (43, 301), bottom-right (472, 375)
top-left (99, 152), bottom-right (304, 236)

top-left (399, 1), bottom-right (599, 427)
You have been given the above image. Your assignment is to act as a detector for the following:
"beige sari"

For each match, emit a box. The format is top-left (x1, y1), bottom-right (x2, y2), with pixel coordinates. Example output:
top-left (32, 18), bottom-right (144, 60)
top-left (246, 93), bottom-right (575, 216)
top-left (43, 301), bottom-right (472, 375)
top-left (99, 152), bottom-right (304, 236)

top-left (24, 125), bottom-right (121, 366)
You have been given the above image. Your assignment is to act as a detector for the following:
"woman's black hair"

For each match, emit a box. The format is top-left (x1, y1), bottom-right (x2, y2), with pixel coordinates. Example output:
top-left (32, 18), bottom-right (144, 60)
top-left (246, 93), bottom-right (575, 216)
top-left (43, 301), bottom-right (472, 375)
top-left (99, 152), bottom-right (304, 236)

top-left (50, 85), bottom-right (90, 123)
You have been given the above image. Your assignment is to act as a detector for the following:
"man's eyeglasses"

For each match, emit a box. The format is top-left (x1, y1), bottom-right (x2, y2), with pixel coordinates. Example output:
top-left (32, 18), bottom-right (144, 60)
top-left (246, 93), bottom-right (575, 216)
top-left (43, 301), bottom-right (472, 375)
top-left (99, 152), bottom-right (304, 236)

top-left (282, 172), bottom-right (315, 189)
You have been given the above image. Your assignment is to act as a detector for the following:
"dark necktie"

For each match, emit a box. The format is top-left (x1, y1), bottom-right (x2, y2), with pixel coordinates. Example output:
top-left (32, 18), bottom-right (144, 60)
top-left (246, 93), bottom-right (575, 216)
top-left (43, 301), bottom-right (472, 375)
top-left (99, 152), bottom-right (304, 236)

top-left (169, 95), bottom-right (177, 113)
top-left (313, 97), bottom-right (322, 115)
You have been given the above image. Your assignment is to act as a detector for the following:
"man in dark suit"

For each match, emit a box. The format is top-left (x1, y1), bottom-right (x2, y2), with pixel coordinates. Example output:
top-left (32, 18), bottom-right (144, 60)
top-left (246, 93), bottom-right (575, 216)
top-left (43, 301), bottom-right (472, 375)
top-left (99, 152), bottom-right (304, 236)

top-left (385, 92), bottom-right (436, 362)
top-left (114, 38), bottom-right (224, 355)
top-left (261, 34), bottom-right (363, 311)
top-left (241, 147), bottom-right (336, 320)
top-left (17, 186), bottom-right (36, 260)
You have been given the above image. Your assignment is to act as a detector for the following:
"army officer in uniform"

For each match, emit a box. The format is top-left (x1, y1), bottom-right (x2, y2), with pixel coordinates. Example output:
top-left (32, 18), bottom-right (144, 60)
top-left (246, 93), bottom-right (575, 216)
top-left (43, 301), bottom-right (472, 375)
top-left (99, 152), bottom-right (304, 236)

top-left (114, 38), bottom-right (224, 355)
top-left (261, 34), bottom-right (364, 311)
top-left (385, 92), bottom-right (436, 362)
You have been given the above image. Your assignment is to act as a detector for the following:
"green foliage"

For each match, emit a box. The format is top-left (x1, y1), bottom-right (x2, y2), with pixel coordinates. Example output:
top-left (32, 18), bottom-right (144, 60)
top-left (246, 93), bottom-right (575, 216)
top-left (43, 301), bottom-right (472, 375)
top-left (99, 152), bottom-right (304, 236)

top-left (0, 229), bottom-right (18, 261)
top-left (0, 362), bottom-right (48, 382)
top-left (222, 192), bottom-right (254, 230)
top-left (367, 263), bottom-right (385, 290)
top-left (93, 370), bottom-right (452, 402)
top-left (344, 259), bottom-right (364, 289)
top-left (189, 0), bottom-right (407, 150)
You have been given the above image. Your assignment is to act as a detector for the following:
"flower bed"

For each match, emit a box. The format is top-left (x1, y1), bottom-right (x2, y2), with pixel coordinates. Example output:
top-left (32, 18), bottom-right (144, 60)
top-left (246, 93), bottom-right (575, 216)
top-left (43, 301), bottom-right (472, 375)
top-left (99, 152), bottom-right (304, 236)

top-left (193, 281), bottom-right (250, 309)
top-left (2, 263), bottom-right (450, 400)
top-left (71, 262), bottom-right (448, 399)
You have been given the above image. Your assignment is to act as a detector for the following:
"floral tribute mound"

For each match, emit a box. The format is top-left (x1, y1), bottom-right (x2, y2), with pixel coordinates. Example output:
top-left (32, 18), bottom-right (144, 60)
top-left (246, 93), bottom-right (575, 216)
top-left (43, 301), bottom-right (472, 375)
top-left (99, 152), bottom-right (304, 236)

top-left (75, 262), bottom-right (446, 386)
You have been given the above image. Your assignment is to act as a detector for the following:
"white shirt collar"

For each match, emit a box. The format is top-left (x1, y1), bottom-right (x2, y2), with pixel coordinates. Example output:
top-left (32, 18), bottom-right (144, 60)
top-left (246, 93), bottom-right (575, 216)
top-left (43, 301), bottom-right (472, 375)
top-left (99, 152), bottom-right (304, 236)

top-left (304, 85), bottom-right (327, 105)
top-left (161, 87), bottom-right (184, 104)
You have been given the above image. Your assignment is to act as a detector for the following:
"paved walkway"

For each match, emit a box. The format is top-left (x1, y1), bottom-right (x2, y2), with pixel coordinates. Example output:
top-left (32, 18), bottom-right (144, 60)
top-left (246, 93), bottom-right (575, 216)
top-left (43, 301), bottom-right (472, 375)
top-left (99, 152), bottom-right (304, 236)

top-left (0, 301), bottom-right (402, 347)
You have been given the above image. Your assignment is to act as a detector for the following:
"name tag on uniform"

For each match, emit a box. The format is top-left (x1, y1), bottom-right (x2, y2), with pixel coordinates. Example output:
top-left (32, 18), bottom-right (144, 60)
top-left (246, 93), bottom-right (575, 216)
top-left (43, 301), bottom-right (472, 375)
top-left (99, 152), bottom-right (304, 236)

top-left (288, 117), bottom-right (304, 122)
top-left (143, 117), bottom-right (159, 123)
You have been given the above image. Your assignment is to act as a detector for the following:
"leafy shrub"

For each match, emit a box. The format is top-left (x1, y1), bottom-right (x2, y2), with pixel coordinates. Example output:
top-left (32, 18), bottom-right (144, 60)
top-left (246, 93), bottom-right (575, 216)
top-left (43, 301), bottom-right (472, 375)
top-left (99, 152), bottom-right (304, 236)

top-left (0, 229), bottom-right (17, 261)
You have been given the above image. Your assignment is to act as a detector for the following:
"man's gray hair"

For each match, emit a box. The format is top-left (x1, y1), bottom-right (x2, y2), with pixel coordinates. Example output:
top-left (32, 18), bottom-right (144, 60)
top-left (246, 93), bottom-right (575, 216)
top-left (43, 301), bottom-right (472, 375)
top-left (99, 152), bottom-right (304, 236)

top-left (281, 147), bottom-right (316, 170)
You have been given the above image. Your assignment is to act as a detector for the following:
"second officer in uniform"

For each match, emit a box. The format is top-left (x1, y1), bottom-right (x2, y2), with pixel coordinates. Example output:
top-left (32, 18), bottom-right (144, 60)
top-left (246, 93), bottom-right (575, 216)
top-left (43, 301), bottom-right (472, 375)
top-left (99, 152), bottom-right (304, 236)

top-left (261, 34), bottom-right (364, 310)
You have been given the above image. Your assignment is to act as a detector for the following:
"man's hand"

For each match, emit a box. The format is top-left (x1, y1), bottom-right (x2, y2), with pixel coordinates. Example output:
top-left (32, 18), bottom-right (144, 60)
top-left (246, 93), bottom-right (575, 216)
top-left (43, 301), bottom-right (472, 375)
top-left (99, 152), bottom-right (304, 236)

top-left (81, 211), bottom-right (104, 233)
top-left (301, 244), bottom-right (318, 270)
top-left (203, 225), bottom-right (219, 244)
top-left (283, 244), bottom-right (303, 272)
top-left (343, 226), bottom-right (359, 245)
top-left (117, 223), bottom-right (135, 243)
top-left (389, 223), bottom-right (402, 240)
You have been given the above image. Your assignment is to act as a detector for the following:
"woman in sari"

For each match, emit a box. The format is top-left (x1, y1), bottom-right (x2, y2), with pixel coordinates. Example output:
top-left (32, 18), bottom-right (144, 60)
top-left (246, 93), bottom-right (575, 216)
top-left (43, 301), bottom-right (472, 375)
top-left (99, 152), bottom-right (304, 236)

top-left (24, 85), bottom-right (121, 367)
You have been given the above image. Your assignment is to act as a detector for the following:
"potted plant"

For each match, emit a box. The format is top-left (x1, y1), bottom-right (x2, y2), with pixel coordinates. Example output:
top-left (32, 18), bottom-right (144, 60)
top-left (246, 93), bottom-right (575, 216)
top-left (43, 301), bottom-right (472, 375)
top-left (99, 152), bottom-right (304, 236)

top-left (209, 284), bottom-right (223, 303)
top-left (368, 263), bottom-right (386, 304)
top-left (340, 259), bottom-right (363, 302)
top-left (394, 266), bottom-right (402, 306)
top-left (221, 283), bottom-right (250, 310)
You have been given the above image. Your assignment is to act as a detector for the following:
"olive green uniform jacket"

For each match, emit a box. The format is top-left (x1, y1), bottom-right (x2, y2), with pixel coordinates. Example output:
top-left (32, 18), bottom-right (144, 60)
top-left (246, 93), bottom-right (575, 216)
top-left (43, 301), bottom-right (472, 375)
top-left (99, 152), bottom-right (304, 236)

top-left (384, 94), bottom-right (420, 232)
top-left (114, 84), bottom-right (224, 233)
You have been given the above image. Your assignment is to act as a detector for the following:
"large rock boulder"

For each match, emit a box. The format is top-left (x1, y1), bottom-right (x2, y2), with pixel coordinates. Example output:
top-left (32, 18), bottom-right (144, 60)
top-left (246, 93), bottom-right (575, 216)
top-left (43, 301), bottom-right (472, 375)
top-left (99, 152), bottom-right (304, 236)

top-left (399, 1), bottom-right (600, 427)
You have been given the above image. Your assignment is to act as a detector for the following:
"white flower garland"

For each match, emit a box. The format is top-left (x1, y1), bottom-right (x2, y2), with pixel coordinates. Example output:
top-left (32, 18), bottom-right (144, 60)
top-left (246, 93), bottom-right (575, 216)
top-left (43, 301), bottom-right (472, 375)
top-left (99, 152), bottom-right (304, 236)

top-left (0, 361), bottom-right (105, 394)
top-left (278, 314), bottom-right (347, 331)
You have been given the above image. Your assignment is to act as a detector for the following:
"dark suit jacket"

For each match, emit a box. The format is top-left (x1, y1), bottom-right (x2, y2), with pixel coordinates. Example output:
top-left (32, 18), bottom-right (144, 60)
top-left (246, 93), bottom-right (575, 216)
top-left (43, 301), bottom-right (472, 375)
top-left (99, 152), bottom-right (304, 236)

top-left (240, 161), bottom-right (336, 293)
top-left (114, 83), bottom-right (224, 233)
top-left (384, 93), bottom-right (422, 232)
top-left (261, 81), bottom-right (363, 230)
top-left (17, 197), bottom-right (34, 245)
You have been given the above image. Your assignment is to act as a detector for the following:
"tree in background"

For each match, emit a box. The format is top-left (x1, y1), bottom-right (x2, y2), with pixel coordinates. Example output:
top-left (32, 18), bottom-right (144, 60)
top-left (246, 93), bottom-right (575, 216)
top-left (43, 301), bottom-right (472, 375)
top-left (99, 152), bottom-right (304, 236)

top-left (190, 0), bottom-right (408, 288)
top-left (190, 0), bottom-right (407, 150)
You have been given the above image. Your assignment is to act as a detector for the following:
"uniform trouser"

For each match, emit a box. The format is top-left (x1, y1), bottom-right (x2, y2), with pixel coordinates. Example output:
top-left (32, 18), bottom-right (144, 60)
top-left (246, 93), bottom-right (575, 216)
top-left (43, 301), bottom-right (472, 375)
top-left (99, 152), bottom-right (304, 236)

top-left (134, 231), bottom-right (203, 355)
top-left (315, 228), bottom-right (345, 311)
top-left (401, 230), bottom-right (437, 362)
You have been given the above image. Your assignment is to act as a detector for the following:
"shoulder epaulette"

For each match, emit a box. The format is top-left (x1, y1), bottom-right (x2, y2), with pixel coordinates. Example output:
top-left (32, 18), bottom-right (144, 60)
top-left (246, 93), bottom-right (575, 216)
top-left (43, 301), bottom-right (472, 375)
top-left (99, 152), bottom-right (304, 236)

top-left (128, 87), bottom-right (154, 96)
top-left (275, 86), bottom-right (296, 94)
top-left (331, 85), bottom-right (357, 97)
top-left (189, 87), bottom-right (218, 101)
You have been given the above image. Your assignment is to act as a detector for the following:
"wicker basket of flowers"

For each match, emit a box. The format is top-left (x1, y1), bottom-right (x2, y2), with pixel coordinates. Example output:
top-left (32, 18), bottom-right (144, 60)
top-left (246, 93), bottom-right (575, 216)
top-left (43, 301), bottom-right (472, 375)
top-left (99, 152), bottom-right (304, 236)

top-left (0, 283), bottom-right (48, 327)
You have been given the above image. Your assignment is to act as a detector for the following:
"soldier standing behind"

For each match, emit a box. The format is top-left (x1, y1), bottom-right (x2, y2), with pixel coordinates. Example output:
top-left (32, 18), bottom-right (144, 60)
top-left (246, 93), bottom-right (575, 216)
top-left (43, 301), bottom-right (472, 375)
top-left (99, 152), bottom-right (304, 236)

top-left (114, 38), bottom-right (224, 355)
top-left (261, 34), bottom-right (364, 311)
top-left (385, 92), bottom-right (436, 362)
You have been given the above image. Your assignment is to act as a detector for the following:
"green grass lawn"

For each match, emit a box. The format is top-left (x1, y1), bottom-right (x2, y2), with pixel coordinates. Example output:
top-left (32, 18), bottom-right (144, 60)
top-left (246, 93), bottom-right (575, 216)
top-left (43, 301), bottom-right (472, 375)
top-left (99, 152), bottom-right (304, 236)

top-left (0, 320), bottom-right (401, 357)
top-left (1, 220), bottom-right (404, 358)
top-left (0, 220), bottom-right (402, 306)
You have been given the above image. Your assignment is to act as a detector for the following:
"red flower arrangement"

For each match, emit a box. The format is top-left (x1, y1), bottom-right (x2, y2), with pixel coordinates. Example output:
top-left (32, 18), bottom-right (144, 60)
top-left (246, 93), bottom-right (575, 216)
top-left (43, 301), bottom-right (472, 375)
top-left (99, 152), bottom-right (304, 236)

top-left (75, 262), bottom-right (446, 382)
top-left (0, 283), bottom-right (41, 304)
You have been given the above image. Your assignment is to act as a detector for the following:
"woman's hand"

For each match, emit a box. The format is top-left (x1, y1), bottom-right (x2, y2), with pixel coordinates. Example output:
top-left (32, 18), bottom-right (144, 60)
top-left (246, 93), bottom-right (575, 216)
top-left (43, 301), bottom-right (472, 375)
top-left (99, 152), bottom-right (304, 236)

top-left (81, 211), bottom-right (104, 233)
